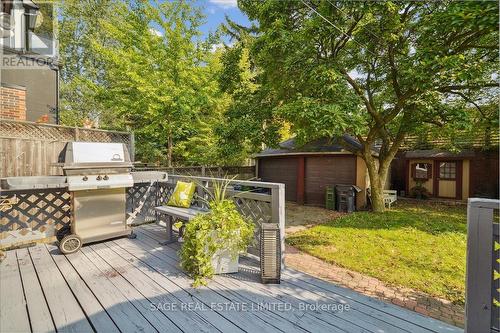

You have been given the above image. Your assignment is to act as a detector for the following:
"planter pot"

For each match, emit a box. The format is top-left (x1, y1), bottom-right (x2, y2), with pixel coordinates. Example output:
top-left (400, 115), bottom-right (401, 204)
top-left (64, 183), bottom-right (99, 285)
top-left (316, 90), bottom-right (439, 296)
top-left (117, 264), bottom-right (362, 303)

top-left (212, 248), bottom-right (239, 274)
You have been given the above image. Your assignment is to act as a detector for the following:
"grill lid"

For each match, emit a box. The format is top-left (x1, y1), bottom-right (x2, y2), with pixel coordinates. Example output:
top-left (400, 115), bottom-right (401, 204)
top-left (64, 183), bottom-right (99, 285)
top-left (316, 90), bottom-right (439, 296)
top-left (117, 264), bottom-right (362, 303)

top-left (62, 142), bottom-right (132, 170)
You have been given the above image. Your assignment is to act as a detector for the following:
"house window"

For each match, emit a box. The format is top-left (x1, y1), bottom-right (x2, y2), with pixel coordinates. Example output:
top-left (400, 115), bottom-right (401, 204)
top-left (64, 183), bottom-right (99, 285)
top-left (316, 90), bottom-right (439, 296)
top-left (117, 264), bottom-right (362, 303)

top-left (439, 162), bottom-right (456, 180)
top-left (412, 163), bottom-right (432, 180)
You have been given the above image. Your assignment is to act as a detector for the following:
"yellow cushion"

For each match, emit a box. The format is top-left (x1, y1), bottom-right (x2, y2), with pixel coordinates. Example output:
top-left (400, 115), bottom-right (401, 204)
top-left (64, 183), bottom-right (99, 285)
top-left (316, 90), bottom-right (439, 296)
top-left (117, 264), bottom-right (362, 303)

top-left (167, 181), bottom-right (196, 208)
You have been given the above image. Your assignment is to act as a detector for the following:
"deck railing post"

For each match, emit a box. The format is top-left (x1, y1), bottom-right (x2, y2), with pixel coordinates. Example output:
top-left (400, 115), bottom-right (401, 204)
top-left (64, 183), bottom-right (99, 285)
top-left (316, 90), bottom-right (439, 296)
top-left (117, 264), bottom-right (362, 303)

top-left (271, 183), bottom-right (286, 269)
top-left (465, 198), bottom-right (499, 333)
top-left (129, 132), bottom-right (135, 162)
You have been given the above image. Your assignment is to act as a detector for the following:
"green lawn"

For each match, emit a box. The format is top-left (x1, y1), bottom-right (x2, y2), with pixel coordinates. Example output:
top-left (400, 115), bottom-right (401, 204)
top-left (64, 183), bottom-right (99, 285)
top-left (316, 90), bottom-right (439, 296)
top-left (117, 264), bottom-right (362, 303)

top-left (286, 201), bottom-right (467, 304)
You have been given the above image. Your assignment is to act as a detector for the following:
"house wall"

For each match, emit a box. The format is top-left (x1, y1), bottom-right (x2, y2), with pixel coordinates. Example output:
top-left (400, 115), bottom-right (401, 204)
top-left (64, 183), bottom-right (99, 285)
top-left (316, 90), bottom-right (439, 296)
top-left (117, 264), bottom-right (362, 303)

top-left (1, 59), bottom-right (57, 123)
top-left (462, 160), bottom-right (470, 200)
top-left (403, 158), bottom-right (471, 201)
top-left (0, 84), bottom-right (26, 120)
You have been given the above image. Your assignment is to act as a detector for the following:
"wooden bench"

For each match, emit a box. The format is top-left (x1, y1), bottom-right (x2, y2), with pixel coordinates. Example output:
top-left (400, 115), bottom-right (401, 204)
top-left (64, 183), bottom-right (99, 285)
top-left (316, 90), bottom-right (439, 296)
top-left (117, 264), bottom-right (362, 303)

top-left (154, 205), bottom-right (209, 245)
top-left (383, 190), bottom-right (398, 209)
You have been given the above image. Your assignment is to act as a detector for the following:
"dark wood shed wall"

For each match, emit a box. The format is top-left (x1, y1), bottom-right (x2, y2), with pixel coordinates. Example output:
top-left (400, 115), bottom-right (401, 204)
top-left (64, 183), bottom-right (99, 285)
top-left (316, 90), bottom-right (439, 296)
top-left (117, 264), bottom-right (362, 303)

top-left (469, 151), bottom-right (499, 199)
top-left (257, 154), bottom-right (357, 206)
top-left (258, 157), bottom-right (298, 201)
top-left (304, 156), bottom-right (356, 205)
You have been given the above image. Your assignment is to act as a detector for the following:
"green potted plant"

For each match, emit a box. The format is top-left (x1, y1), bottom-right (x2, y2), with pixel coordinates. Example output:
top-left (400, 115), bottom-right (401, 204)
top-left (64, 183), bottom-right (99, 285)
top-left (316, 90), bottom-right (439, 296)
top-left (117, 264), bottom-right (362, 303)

top-left (409, 180), bottom-right (431, 199)
top-left (177, 178), bottom-right (254, 287)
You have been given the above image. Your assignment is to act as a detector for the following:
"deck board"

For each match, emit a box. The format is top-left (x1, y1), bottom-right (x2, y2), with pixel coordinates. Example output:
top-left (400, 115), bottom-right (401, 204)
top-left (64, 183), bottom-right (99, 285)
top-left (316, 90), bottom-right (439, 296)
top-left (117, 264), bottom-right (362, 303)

top-left (135, 226), bottom-right (350, 332)
top-left (129, 229), bottom-right (321, 333)
top-left (0, 250), bottom-right (31, 333)
top-left (0, 224), bottom-right (463, 333)
top-left (111, 235), bottom-right (308, 333)
top-left (140, 225), bottom-right (445, 333)
top-left (63, 244), bottom-right (158, 333)
top-left (48, 244), bottom-right (120, 333)
top-left (84, 243), bottom-right (221, 333)
top-left (17, 248), bottom-right (56, 333)
top-left (28, 244), bottom-right (93, 333)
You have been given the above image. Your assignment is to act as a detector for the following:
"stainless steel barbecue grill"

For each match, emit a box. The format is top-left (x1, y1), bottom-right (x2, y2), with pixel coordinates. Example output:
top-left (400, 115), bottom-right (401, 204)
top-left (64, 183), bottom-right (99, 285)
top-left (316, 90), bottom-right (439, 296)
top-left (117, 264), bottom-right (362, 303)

top-left (1, 141), bottom-right (167, 255)
top-left (56, 142), bottom-right (136, 254)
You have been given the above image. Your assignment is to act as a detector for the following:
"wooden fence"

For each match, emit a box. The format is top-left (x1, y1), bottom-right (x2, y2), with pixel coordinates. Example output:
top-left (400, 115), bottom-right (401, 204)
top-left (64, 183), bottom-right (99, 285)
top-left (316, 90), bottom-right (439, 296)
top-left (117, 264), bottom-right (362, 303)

top-left (1, 176), bottom-right (286, 270)
top-left (132, 165), bottom-right (256, 180)
top-left (0, 119), bottom-right (133, 177)
top-left (465, 198), bottom-right (500, 333)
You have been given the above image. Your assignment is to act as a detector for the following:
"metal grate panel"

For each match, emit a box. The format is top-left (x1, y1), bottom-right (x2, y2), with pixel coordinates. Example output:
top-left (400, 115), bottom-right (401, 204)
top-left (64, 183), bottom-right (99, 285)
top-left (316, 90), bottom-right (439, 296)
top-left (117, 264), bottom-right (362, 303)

top-left (260, 223), bottom-right (281, 283)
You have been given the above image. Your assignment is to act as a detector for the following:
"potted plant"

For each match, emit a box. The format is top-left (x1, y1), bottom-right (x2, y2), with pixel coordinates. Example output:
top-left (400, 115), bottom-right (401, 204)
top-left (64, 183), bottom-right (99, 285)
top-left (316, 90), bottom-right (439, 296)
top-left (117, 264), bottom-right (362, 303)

top-left (177, 178), bottom-right (254, 287)
top-left (409, 180), bottom-right (431, 199)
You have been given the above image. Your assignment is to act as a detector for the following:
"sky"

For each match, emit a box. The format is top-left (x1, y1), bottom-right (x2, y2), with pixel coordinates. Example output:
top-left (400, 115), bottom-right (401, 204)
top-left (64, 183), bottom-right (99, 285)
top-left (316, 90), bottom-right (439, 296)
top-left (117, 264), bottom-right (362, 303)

top-left (195, 0), bottom-right (251, 43)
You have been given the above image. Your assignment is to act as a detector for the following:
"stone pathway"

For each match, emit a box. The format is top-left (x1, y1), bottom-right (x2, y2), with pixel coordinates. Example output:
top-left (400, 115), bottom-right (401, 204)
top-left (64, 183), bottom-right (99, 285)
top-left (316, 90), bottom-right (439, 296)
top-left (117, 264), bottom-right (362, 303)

top-left (283, 202), bottom-right (465, 328)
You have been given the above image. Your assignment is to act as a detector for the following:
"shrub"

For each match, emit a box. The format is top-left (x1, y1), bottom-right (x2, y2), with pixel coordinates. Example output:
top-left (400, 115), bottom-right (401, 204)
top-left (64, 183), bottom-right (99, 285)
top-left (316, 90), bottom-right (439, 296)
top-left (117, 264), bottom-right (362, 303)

top-left (409, 185), bottom-right (431, 199)
top-left (178, 178), bottom-right (254, 287)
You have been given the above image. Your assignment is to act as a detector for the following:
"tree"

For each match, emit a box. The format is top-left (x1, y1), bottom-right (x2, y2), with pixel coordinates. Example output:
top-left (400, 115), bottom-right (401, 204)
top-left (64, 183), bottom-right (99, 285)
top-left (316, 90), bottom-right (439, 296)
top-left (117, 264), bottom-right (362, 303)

top-left (89, 0), bottom-right (220, 166)
top-left (216, 27), bottom-right (282, 165)
top-left (237, 0), bottom-right (498, 211)
top-left (58, 0), bottom-right (121, 127)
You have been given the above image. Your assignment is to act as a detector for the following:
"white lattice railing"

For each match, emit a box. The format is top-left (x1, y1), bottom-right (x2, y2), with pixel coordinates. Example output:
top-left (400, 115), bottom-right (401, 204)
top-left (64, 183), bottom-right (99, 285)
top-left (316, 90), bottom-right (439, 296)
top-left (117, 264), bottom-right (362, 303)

top-left (128, 175), bottom-right (286, 266)
top-left (2, 175), bottom-right (286, 269)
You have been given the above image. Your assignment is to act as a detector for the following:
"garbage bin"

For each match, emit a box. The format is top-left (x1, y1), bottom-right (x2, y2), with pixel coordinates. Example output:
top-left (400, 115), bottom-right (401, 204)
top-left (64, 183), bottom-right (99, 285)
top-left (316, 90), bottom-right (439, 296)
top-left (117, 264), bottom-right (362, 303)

top-left (335, 184), bottom-right (361, 213)
top-left (325, 186), bottom-right (335, 210)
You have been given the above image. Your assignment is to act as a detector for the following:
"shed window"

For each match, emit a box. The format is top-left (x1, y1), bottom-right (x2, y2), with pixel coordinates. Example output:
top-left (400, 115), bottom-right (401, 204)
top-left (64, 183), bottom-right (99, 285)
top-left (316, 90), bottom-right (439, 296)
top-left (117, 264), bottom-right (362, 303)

top-left (411, 163), bottom-right (432, 180)
top-left (439, 162), bottom-right (456, 180)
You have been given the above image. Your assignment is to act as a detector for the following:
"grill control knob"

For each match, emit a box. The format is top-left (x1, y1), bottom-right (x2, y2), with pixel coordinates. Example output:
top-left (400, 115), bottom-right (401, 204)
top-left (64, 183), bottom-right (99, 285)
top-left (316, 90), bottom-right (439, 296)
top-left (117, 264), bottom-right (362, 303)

top-left (96, 175), bottom-right (102, 181)
top-left (82, 176), bottom-right (88, 181)
top-left (103, 175), bottom-right (109, 180)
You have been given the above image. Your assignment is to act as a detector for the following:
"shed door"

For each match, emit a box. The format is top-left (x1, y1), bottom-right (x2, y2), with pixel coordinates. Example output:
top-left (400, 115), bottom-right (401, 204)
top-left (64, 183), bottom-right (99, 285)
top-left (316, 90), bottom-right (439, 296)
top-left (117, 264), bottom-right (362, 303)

top-left (305, 156), bottom-right (356, 206)
top-left (434, 160), bottom-right (462, 199)
top-left (258, 157), bottom-right (298, 201)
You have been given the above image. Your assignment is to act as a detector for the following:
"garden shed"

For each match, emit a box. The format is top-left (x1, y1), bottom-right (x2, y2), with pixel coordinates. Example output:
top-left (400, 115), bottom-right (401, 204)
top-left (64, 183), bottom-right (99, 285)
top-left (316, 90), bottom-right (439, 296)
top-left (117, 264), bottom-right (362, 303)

top-left (254, 135), bottom-right (372, 209)
top-left (391, 149), bottom-right (499, 200)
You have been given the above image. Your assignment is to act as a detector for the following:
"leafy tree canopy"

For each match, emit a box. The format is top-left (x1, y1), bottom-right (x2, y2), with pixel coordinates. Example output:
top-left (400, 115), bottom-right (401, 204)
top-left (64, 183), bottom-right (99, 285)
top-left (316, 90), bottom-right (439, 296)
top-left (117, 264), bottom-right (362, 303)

top-left (234, 0), bottom-right (498, 211)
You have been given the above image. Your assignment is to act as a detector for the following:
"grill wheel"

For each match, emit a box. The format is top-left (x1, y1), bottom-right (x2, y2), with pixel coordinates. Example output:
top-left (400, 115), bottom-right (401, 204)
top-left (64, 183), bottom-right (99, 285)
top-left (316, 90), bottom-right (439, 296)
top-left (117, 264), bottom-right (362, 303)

top-left (59, 234), bottom-right (82, 255)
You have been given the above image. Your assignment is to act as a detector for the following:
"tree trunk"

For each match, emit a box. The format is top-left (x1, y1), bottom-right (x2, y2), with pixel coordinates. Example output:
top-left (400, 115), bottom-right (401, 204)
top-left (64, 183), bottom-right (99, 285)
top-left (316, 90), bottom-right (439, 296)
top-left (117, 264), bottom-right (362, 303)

top-left (167, 128), bottom-right (173, 167)
top-left (363, 151), bottom-right (391, 213)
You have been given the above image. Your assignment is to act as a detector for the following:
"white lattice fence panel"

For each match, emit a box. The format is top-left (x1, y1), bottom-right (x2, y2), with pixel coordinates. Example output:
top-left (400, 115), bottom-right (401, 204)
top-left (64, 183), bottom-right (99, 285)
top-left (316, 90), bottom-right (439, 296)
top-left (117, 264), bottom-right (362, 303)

top-left (126, 183), bottom-right (158, 224)
top-left (0, 190), bottom-right (71, 247)
top-left (234, 197), bottom-right (272, 255)
top-left (0, 121), bottom-right (75, 141)
top-left (157, 182), bottom-right (175, 204)
top-left (78, 129), bottom-right (130, 145)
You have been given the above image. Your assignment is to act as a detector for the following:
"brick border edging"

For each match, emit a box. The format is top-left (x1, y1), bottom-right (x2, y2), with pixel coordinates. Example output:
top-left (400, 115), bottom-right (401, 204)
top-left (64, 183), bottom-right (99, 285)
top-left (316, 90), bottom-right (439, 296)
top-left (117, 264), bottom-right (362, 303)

top-left (284, 245), bottom-right (465, 328)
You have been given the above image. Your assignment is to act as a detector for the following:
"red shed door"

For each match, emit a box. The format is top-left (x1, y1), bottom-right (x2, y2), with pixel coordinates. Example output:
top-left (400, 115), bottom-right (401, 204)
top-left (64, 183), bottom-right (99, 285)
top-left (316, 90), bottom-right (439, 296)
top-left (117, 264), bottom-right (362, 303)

top-left (258, 157), bottom-right (298, 201)
top-left (305, 155), bottom-right (356, 206)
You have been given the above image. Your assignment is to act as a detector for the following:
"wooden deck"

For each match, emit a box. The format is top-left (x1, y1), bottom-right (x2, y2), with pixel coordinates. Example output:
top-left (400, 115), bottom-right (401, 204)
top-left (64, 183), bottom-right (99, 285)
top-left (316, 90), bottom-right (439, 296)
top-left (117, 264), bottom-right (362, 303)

top-left (0, 224), bottom-right (462, 333)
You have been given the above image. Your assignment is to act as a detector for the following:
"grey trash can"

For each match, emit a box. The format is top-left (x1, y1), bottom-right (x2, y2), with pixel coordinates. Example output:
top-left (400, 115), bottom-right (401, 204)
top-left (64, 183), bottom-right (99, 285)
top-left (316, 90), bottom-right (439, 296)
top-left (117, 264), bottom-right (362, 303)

top-left (336, 184), bottom-right (361, 213)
